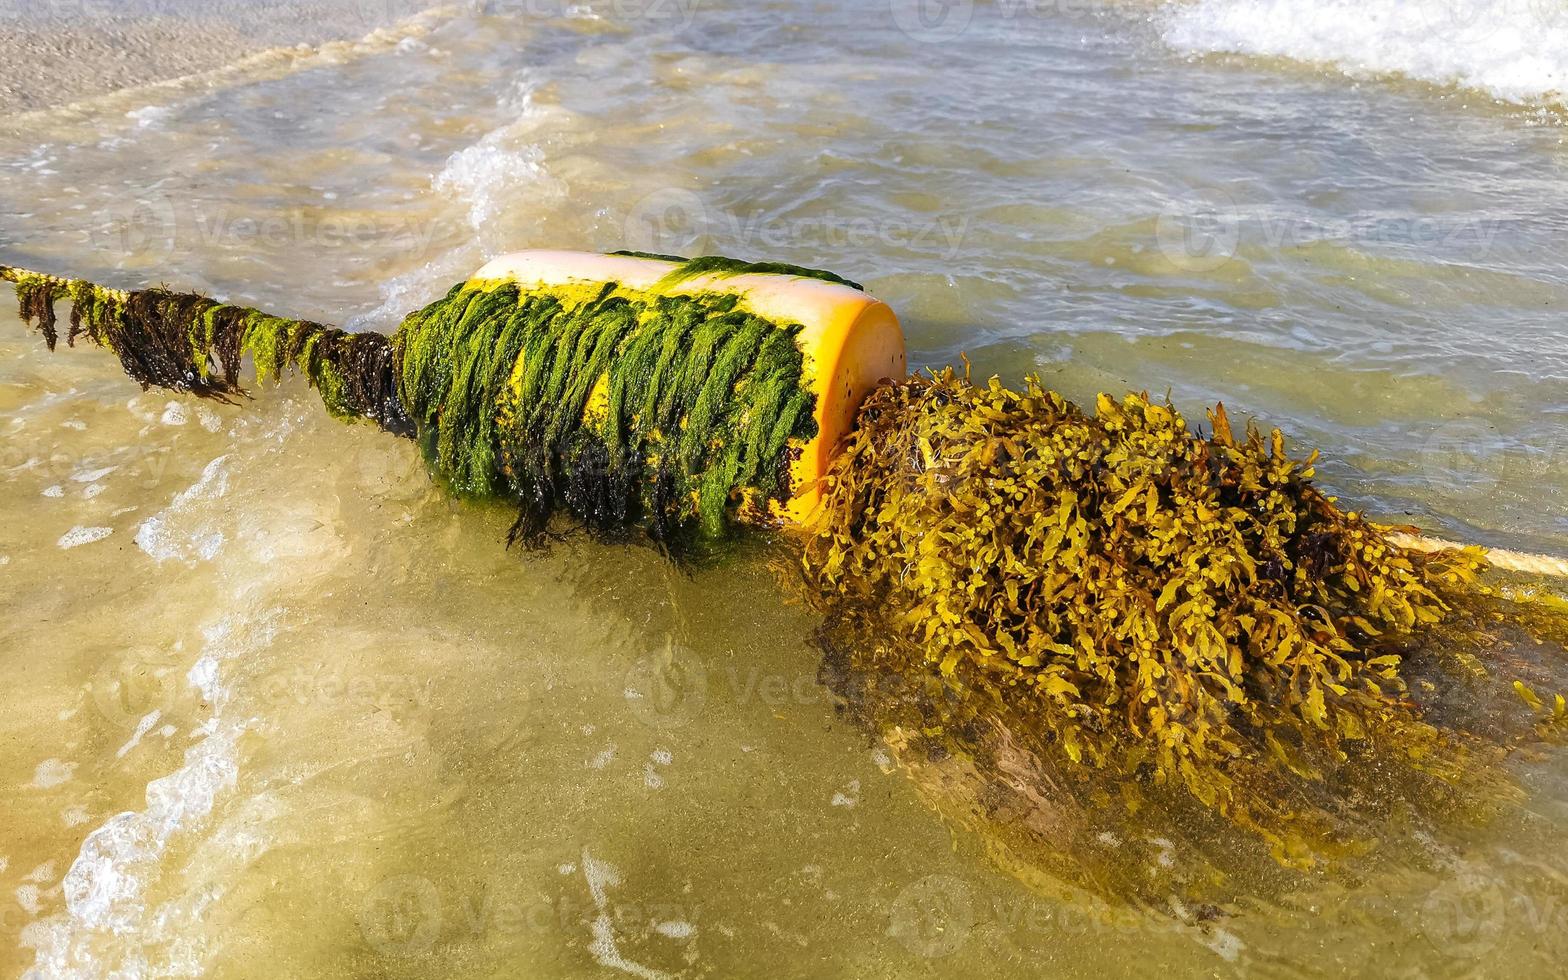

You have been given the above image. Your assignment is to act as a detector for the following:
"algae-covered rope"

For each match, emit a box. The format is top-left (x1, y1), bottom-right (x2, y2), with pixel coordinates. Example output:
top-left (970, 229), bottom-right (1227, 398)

top-left (1, 265), bottom-right (129, 301)
top-left (0, 262), bottom-right (408, 430)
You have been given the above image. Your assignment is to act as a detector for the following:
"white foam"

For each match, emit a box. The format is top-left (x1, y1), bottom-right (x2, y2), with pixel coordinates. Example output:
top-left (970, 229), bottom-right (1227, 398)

top-left (434, 134), bottom-right (559, 229)
top-left (160, 402), bottom-right (188, 427)
top-left (135, 456), bottom-right (230, 563)
top-left (432, 74), bottom-right (565, 234)
top-left (830, 779), bottom-right (861, 808)
top-left (57, 526), bottom-right (112, 549)
top-left (1200, 925), bottom-right (1246, 962)
top-left (653, 920), bottom-right (695, 940)
top-left (581, 850), bottom-right (671, 980)
top-left (116, 711), bottom-right (163, 760)
top-left (25, 861), bottom-right (57, 884)
top-left (349, 254), bottom-right (476, 332)
top-left (127, 105), bottom-right (175, 129)
top-left (1163, 0), bottom-right (1568, 106)
top-left (31, 759), bottom-right (77, 789)
top-left (17, 885), bottom-right (42, 916)
top-left (27, 614), bottom-right (272, 977)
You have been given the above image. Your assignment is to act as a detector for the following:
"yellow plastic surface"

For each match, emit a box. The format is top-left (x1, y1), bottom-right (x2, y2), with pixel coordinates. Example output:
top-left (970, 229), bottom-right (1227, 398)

top-left (469, 250), bottom-right (907, 524)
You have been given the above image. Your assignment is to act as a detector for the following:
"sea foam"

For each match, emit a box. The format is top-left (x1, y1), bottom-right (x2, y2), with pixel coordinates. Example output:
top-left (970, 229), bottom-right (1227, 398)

top-left (432, 73), bottom-right (565, 233)
top-left (133, 456), bottom-right (230, 563)
top-left (1163, 0), bottom-right (1568, 107)
top-left (24, 615), bottom-right (270, 979)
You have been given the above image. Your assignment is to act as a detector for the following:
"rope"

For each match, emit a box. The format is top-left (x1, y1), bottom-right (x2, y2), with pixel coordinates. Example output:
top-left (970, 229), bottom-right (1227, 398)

top-left (0, 263), bottom-right (129, 302)
top-left (2, 261), bottom-right (409, 429)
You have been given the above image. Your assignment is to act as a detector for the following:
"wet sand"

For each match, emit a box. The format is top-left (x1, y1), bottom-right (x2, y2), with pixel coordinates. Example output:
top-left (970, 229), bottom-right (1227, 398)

top-left (0, 0), bottom-right (427, 112)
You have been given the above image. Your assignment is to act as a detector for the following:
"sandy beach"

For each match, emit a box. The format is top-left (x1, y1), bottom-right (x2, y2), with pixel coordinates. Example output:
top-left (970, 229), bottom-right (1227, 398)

top-left (0, 0), bottom-right (425, 112)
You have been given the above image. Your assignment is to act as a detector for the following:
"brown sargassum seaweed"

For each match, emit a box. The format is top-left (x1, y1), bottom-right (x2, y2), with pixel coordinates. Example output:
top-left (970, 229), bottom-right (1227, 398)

top-left (800, 365), bottom-right (1566, 887)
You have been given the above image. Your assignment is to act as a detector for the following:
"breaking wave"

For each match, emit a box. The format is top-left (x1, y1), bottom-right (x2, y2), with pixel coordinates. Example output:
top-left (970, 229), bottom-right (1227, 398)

top-left (1163, 0), bottom-right (1568, 107)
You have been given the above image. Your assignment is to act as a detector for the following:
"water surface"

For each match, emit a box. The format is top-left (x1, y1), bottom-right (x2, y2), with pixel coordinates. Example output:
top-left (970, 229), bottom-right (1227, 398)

top-left (2, 2), bottom-right (1567, 976)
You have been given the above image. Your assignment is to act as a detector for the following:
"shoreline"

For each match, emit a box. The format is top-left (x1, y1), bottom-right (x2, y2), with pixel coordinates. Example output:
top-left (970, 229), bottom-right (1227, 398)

top-left (0, 1), bottom-right (427, 113)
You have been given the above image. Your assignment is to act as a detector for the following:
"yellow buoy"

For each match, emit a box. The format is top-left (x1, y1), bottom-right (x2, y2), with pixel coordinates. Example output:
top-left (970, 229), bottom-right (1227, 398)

top-left (469, 250), bottom-right (907, 523)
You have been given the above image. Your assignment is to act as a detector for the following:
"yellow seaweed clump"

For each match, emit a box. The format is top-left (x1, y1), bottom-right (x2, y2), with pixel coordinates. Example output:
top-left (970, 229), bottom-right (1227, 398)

top-left (802, 366), bottom-right (1488, 863)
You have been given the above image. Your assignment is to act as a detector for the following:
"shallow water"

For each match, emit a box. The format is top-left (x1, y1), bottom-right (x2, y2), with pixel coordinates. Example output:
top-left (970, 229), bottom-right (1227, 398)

top-left (2, 1), bottom-right (1567, 977)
